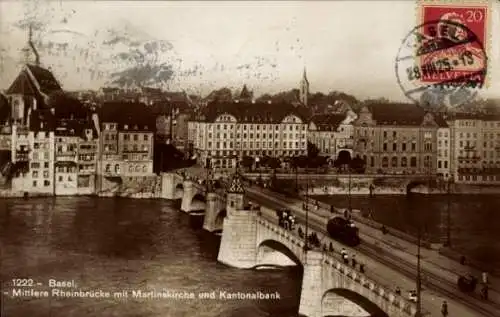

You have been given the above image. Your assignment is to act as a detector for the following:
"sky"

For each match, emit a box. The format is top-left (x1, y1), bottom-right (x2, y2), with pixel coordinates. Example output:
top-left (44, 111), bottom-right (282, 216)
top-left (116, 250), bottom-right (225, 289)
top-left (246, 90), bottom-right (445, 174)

top-left (0, 0), bottom-right (499, 101)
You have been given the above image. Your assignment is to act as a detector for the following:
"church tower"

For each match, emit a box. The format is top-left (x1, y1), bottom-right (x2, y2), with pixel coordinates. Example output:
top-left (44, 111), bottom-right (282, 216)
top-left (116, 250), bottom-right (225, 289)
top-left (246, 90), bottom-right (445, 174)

top-left (299, 67), bottom-right (309, 106)
top-left (21, 24), bottom-right (40, 66)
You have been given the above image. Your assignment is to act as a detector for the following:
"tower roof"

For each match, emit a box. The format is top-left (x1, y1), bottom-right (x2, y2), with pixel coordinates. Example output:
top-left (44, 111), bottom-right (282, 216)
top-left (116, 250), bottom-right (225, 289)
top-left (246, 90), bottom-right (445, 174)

top-left (239, 84), bottom-right (252, 99)
top-left (227, 171), bottom-right (245, 194)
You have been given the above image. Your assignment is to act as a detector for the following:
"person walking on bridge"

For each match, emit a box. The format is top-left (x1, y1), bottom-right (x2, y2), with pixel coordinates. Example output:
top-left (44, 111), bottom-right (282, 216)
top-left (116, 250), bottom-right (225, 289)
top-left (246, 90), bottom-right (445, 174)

top-left (441, 300), bottom-right (448, 317)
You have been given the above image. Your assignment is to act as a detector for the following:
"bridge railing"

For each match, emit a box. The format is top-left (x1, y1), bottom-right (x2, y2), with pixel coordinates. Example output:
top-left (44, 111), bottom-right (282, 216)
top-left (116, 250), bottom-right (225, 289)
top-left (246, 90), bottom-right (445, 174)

top-left (255, 214), bottom-right (419, 316)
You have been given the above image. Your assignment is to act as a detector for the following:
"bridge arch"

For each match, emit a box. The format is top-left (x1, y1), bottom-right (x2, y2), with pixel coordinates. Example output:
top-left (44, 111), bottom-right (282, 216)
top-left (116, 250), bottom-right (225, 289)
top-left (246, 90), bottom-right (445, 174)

top-left (190, 193), bottom-right (206, 211)
top-left (175, 183), bottom-right (184, 199)
top-left (322, 288), bottom-right (387, 317)
top-left (256, 239), bottom-right (302, 268)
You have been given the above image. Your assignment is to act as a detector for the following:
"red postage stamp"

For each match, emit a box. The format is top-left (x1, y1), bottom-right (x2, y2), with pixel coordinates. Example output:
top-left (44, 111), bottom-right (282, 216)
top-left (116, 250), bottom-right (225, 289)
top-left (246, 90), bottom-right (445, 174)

top-left (417, 0), bottom-right (490, 85)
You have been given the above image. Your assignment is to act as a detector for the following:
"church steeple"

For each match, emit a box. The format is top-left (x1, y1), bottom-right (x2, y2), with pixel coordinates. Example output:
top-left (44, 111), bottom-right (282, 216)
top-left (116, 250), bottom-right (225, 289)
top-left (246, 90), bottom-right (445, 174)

top-left (22, 24), bottom-right (40, 66)
top-left (299, 67), bottom-right (309, 106)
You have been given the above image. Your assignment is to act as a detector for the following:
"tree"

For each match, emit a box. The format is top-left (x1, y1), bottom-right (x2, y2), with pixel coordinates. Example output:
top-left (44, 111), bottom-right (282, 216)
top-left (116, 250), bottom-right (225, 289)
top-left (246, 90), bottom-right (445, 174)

top-left (350, 155), bottom-right (366, 173)
top-left (240, 156), bottom-right (254, 171)
top-left (307, 142), bottom-right (320, 158)
top-left (206, 87), bottom-right (233, 102)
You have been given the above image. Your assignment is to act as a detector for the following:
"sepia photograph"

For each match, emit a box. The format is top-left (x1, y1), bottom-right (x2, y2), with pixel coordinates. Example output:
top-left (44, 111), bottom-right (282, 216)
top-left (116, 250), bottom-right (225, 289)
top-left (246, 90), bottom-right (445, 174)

top-left (0, 0), bottom-right (500, 316)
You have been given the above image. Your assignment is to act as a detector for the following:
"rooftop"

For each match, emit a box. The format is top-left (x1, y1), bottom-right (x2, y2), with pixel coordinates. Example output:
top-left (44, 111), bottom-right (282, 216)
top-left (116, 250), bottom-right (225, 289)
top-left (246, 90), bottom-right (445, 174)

top-left (197, 100), bottom-right (310, 123)
top-left (309, 113), bottom-right (346, 131)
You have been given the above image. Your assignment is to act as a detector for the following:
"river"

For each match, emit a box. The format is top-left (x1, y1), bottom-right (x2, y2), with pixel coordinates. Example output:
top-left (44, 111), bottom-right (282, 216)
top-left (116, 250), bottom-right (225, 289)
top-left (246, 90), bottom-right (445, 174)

top-left (312, 194), bottom-right (500, 273)
top-left (0, 197), bottom-right (303, 317)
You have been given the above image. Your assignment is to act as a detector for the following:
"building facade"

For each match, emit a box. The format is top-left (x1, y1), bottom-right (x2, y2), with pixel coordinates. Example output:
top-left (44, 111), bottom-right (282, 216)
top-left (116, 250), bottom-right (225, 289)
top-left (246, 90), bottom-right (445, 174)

top-left (437, 126), bottom-right (451, 180)
top-left (54, 132), bottom-right (79, 195)
top-left (448, 113), bottom-right (500, 184)
top-left (189, 100), bottom-right (309, 170)
top-left (353, 103), bottom-right (441, 175)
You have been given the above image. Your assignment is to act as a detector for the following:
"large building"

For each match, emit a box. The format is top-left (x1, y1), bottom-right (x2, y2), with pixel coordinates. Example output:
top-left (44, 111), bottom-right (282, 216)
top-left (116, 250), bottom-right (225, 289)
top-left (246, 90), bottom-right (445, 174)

top-left (308, 109), bottom-right (358, 161)
top-left (448, 113), bottom-right (500, 184)
top-left (188, 99), bottom-right (309, 170)
top-left (353, 103), bottom-right (445, 175)
top-left (97, 102), bottom-right (155, 190)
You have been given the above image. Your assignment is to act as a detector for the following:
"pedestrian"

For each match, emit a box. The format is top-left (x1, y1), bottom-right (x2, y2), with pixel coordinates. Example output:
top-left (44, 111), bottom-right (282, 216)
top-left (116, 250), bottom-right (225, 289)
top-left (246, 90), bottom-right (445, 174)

top-left (330, 205), bottom-right (334, 214)
top-left (441, 300), bottom-right (448, 317)
top-left (359, 263), bottom-right (365, 273)
top-left (329, 242), bottom-right (334, 252)
top-left (481, 284), bottom-right (489, 300)
top-left (395, 286), bottom-right (401, 295)
top-left (460, 255), bottom-right (466, 265)
top-left (351, 254), bottom-right (357, 267)
top-left (482, 271), bottom-right (488, 285)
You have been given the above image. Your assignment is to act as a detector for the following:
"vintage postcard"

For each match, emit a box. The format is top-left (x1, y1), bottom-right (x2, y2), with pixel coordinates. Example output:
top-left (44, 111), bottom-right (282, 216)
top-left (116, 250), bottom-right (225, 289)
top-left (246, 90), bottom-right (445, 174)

top-left (0, 1), bottom-right (500, 317)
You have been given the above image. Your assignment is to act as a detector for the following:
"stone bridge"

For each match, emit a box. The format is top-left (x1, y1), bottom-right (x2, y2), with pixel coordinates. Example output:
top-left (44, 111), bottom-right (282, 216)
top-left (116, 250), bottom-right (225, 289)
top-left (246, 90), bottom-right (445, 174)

top-left (163, 171), bottom-right (420, 317)
top-left (218, 208), bottom-right (418, 317)
top-left (161, 173), bottom-right (227, 232)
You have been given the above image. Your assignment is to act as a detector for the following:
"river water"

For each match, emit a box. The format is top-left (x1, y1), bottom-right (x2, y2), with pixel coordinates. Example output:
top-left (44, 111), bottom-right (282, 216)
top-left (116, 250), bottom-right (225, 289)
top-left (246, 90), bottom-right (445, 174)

top-left (0, 197), bottom-right (302, 317)
top-left (313, 194), bottom-right (500, 272)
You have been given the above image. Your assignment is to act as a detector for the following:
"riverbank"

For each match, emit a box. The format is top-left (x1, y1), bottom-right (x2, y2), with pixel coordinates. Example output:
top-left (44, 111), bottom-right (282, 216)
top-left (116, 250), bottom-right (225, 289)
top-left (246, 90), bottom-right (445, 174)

top-left (306, 183), bottom-right (500, 195)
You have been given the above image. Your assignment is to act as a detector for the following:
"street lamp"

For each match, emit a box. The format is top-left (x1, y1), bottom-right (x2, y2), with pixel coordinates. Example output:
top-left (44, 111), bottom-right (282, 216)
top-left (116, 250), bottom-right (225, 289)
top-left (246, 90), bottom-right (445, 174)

top-left (303, 175), bottom-right (310, 252)
top-left (205, 155), bottom-right (212, 195)
top-left (445, 177), bottom-right (452, 247)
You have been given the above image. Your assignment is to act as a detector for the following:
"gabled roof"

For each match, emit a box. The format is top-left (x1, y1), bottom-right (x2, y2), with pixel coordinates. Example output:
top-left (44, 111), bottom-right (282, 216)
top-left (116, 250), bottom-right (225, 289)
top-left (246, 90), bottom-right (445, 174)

top-left (197, 100), bottom-right (310, 124)
top-left (6, 64), bottom-right (62, 108)
top-left (227, 172), bottom-right (245, 194)
top-left (363, 103), bottom-right (427, 126)
top-left (25, 64), bottom-right (62, 95)
top-left (55, 119), bottom-right (98, 138)
top-left (100, 101), bottom-right (156, 131)
top-left (309, 113), bottom-right (345, 131)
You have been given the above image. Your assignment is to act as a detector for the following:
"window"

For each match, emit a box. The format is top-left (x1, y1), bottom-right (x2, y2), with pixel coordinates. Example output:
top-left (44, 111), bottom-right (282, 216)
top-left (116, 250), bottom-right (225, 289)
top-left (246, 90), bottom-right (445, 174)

top-left (392, 143), bottom-right (397, 151)
top-left (43, 171), bottom-right (49, 178)
top-left (438, 161), bottom-right (442, 168)
top-left (382, 157), bottom-right (388, 167)
top-left (370, 156), bottom-right (374, 167)
top-left (402, 143), bottom-right (407, 151)
top-left (32, 180), bottom-right (37, 187)
top-left (114, 164), bottom-right (120, 173)
top-left (44, 162), bottom-right (49, 168)
top-left (401, 157), bottom-right (407, 167)
top-left (44, 180), bottom-right (50, 187)
top-left (58, 176), bottom-right (63, 182)
top-left (144, 135), bottom-right (148, 141)
top-left (105, 164), bottom-right (111, 172)
top-left (391, 157), bottom-right (398, 167)
top-left (410, 157), bottom-right (417, 167)
top-left (411, 142), bottom-right (416, 151)
top-left (383, 143), bottom-right (387, 151)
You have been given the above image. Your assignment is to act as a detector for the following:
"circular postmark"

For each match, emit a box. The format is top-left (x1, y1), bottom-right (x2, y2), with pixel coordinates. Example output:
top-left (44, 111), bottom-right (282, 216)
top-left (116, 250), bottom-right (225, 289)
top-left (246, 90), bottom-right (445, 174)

top-left (395, 19), bottom-right (487, 111)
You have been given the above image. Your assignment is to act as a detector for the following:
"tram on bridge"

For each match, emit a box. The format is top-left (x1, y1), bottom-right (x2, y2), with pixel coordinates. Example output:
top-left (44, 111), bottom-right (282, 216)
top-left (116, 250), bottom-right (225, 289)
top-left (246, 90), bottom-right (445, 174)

top-left (326, 216), bottom-right (361, 247)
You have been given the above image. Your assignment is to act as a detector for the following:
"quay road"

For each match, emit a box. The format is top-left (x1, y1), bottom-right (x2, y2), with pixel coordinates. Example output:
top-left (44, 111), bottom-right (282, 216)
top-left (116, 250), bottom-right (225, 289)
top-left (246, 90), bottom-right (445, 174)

top-left (244, 185), bottom-right (500, 317)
